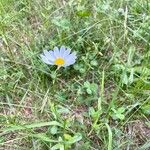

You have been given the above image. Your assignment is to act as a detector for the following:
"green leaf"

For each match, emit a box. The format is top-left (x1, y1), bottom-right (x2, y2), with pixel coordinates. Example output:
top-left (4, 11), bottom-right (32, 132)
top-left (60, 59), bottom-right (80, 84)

top-left (50, 126), bottom-right (58, 135)
top-left (145, 122), bottom-right (150, 127)
top-left (84, 81), bottom-right (90, 88)
top-left (90, 60), bottom-right (98, 66)
top-left (138, 140), bottom-right (150, 150)
top-left (0, 137), bottom-right (4, 143)
top-left (51, 143), bottom-right (64, 150)
top-left (127, 46), bottom-right (135, 67)
top-left (79, 68), bottom-right (86, 73)
top-left (141, 104), bottom-right (150, 115)
top-left (52, 18), bottom-right (70, 29)
top-left (76, 10), bottom-right (91, 17)
top-left (116, 113), bottom-right (125, 120)
top-left (111, 107), bottom-right (125, 120)
top-left (86, 88), bottom-right (92, 94)
top-left (122, 72), bottom-right (128, 85)
top-left (118, 107), bottom-right (125, 113)
top-left (89, 107), bottom-right (96, 116)
top-left (64, 133), bottom-right (72, 140)
top-left (66, 133), bottom-right (82, 144)
top-left (90, 83), bottom-right (98, 93)
top-left (129, 68), bottom-right (134, 84)
top-left (105, 123), bottom-right (112, 150)
top-left (30, 133), bottom-right (58, 143)
top-left (1, 121), bottom-right (63, 134)
top-left (89, 107), bottom-right (100, 121)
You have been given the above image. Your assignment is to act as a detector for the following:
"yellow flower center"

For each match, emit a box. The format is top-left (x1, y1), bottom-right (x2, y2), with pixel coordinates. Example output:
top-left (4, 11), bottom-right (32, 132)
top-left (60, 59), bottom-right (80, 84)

top-left (54, 58), bottom-right (65, 65)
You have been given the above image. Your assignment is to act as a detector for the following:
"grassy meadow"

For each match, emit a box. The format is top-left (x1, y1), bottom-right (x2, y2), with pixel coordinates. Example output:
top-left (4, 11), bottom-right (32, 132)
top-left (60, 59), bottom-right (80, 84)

top-left (0, 0), bottom-right (150, 149)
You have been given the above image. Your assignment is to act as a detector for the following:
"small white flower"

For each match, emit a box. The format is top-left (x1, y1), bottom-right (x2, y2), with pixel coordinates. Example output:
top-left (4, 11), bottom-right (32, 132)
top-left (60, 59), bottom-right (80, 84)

top-left (40, 46), bottom-right (77, 67)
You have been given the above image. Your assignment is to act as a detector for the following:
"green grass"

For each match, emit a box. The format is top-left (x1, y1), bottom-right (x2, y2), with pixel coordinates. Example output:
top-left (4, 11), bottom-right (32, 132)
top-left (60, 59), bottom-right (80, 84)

top-left (0, 0), bottom-right (150, 149)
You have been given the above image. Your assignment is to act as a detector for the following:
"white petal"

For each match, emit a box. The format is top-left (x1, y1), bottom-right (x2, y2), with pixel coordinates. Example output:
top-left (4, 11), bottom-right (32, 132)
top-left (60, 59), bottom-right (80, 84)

top-left (65, 59), bottom-right (76, 67)
top-left (63, 48), bottom-right (71, 59)
top-left (64, 52), bottom-right (76, 66)
top-left (40, 54), bottom-right (53, 65)
top-left (66, 52), bottom-right (77, 60)
top-left (53, 47), bottom-right (60, 58)
top-left (72, 52), bottom-right (77, 59)
top-left (60, 46), bottom-right (66, 56)
top-left (43, 50), bottom-right (55, 61)
top-left (66, 59), bottom-right (76, 66)
top-left (49, 51), bottom-right (55, 59)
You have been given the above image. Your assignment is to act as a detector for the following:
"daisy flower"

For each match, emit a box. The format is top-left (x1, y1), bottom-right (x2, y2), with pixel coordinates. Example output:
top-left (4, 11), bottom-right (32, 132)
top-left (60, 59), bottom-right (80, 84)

top-left (40, 46), bottom-right (77, 67)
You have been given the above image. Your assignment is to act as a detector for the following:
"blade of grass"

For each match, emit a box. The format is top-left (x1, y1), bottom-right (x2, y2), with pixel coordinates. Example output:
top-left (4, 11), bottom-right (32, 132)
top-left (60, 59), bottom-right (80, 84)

top-left (105, 123), bottom-right (112, 150)
top-left (0, 121), bottom-right (63, 135)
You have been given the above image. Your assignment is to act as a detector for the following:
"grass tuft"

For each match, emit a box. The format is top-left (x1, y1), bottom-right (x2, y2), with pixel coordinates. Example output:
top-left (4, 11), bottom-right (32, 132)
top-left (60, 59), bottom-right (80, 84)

top-left (0, 0), bottom-right (150, 149)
